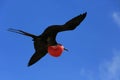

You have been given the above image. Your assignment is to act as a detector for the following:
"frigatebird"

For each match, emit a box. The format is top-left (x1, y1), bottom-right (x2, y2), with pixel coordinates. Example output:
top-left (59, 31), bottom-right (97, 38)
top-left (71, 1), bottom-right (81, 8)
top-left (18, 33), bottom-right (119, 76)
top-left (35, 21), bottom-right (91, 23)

top-left (8, 12), bottom-right (87, 66)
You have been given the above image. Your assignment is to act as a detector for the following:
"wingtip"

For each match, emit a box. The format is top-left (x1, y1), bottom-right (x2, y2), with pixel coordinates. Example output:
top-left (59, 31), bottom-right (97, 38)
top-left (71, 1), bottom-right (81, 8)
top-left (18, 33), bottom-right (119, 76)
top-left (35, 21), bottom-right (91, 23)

top-left (27, 60), bottom-right (36, 67)
top-left (80, 12), bottom-right (87, 19)
top-left (27, 64), bottom-right (31, 67)
top-left (27, 62), bottom-right (33, 67)
top-left (83, 12), bottom-right (87, 16)
top-left (85, 12), bottom-right (87, 14)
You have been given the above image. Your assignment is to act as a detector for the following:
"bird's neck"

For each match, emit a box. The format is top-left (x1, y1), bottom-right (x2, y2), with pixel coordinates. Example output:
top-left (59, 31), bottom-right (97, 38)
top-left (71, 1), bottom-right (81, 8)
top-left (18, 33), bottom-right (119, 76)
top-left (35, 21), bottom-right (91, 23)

top-left (48, 43), bottom-right (63, 46)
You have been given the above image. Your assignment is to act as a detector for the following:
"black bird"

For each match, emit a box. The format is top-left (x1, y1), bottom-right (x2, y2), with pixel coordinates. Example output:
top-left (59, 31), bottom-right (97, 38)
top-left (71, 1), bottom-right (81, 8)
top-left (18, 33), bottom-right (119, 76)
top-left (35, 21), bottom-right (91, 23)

top-left (8, 12), bottom-right (87, 66)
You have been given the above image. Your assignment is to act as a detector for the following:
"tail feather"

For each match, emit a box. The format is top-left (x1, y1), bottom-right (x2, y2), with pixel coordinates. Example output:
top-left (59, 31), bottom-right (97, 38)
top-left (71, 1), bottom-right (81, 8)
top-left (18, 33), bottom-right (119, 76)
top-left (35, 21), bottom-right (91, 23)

top-left (8, 28), bottom-right (37, 38)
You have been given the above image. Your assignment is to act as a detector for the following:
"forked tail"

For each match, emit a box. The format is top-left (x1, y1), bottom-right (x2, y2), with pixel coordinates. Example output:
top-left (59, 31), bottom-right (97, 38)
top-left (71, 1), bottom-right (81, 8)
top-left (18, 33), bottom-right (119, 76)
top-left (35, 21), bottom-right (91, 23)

top-left (8, 28), bottom-right (37, 38)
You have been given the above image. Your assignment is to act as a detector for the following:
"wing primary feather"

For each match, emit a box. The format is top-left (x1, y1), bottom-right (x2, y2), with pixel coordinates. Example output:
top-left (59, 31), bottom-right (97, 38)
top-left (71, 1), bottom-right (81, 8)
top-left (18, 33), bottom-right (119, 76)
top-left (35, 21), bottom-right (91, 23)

top-left (28, 51), bottom-right (47, 67)
top-left (41, 12), bottom-right (87, 42)
top-left (63, 12), bottom-right (87, 30)
top-left (42, 12), bottom-right (87, 35)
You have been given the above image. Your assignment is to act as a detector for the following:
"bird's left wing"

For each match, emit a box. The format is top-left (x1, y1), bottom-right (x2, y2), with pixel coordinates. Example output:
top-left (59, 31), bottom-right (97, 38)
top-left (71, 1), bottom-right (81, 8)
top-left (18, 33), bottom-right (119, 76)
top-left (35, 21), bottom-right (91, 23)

top-left (28, 50), bottom-right (47, 66)
top-left (28, 37), bottom-right (48, 66)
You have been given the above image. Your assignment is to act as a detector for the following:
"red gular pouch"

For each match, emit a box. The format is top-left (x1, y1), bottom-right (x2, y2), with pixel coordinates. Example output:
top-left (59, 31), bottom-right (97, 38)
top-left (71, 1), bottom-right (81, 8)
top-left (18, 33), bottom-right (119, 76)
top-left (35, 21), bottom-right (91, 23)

top-left (48, 44), bottom-right (64, 57)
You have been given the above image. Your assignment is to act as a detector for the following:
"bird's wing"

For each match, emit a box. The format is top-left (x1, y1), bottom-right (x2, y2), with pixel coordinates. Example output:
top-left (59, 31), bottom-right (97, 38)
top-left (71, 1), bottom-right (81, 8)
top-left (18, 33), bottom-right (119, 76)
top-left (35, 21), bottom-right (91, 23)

top-left (42, 12), bottom-right (87, 35)
top-left (62, 12), bottom-right (87, 31)
top-left (28, 38), bottom-right (48, 67)
top-left (28, 50), bottom-right (47, 66)
top-left (40, 12), bottom-right (87, 44)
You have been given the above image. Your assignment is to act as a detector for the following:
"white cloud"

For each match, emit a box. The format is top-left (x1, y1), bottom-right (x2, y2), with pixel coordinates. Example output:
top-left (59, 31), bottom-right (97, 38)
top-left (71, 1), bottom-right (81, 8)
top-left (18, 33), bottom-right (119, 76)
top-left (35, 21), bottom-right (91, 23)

top-left (112, 12), bottom-right (120, 27)
top-left (99, 50), bottom-right (120, 80)
top-left (80, 50), bottom-right (120, 80)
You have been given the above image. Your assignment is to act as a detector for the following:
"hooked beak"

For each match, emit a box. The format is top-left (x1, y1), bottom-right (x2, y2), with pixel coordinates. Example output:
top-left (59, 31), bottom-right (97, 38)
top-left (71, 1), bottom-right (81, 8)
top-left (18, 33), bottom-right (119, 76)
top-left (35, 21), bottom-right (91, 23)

top-left (64, 48), bottom-right (69, 52)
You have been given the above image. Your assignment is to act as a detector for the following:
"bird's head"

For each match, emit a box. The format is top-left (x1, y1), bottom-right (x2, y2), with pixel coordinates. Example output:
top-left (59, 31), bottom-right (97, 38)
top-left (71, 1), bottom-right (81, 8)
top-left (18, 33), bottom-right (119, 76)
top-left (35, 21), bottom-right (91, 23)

top-left (48, 44), bottom-right (68, 57)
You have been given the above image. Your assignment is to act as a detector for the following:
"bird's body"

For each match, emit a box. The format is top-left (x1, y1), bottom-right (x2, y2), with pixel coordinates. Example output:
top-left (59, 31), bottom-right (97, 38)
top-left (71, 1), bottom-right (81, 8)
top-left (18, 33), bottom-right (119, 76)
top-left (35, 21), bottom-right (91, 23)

top-left (8, 12), bottom-right (87, 66)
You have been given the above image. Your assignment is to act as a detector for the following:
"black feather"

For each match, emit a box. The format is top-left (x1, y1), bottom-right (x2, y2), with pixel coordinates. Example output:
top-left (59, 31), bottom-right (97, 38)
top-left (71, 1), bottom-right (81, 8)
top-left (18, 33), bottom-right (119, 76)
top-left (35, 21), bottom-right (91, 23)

top-left (8, 12), bottom-right (87, 66)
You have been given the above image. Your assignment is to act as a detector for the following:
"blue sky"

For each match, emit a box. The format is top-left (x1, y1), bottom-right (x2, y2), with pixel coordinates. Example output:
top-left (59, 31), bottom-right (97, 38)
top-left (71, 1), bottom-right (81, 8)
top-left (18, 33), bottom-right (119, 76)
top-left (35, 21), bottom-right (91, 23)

top-left (0, 0), bottom-right (120, 80)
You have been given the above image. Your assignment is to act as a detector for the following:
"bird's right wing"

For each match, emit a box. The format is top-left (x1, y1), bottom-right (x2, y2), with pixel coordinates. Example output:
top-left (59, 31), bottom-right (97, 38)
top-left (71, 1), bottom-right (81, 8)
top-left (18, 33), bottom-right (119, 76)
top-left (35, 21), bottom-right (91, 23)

top-left (62, 12), bottom-right (87, 31)
top-left (40, 12), bottom-right (87, 43)
top-left (42, 12), bottom-right (87, 35)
